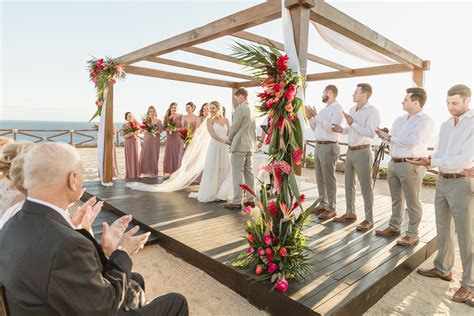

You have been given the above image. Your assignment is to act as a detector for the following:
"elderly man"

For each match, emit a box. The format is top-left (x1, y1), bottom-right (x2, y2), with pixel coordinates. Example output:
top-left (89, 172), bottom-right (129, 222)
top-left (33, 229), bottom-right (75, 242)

top-left (0, 142), bottom-right (188, 315)
top-left (408, 84), bottom-right (473, 306)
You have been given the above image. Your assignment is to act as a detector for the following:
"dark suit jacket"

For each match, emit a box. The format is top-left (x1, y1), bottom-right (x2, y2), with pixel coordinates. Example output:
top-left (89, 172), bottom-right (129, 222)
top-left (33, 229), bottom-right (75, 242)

top-left (0, 200), bottom-right (132, 316)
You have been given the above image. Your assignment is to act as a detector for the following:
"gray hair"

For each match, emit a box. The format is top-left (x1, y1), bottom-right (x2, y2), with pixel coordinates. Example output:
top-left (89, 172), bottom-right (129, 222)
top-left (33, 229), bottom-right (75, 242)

top-left (23, 143), bottom-right (82, 190)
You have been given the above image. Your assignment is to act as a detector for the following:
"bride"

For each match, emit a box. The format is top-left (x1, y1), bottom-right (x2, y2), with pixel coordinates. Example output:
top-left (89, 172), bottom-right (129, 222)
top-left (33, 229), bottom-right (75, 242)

top-left (126, 101), bottom-right (233, 202)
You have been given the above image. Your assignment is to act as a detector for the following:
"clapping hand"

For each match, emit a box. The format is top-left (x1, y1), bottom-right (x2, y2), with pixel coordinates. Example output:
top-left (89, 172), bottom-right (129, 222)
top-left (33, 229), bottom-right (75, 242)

top-left (406, 157), bottom-right (431, 167)
top-left (375, 127), bottom-right (390, 141)
top-left (343, 112), bottom-right (353, 125)
top-left (120, 226), bottom-right (151, 256)
top-left (305, 105), bottom-right (317, 119)
top-left (71, 196), bottom-right (104, 231)
top-left (331, 124), bottom-right (343, 133)
top-left (101, 215), bottom-right (132, 257)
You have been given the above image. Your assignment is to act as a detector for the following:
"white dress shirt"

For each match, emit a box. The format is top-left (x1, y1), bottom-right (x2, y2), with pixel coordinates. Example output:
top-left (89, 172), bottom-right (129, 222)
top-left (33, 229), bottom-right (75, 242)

top-left (388, 111), bottom-right (435, 158)
top-left (27, 197), bottom-right (75, 228)
top-left (343, 103), bottom-right (381, 146)
top-left (431, 109), bottom-right (474, 173)
top-left (309, 101), bottom-right (344, 142)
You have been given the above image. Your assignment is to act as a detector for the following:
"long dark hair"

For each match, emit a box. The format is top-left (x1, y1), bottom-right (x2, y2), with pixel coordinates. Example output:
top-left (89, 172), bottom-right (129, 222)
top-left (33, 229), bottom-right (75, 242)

top-left (199, 103), bottom-right (209, 117)
top-left (186, 102), bottom-right (196, 112)
top-left (124, 111), bottom-right (132, 120)
top-left (164, 102), bottom-right (177, 125)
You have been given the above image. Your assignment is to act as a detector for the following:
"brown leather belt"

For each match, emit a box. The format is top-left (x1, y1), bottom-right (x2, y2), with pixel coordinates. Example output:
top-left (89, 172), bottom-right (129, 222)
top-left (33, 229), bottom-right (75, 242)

top-left (317, 141), bottom-right (337, 145)
top-left (440, 172), bottom-right (466, 179)
top-left (348, 144), bottom-right (370, 151)
top-left (392, 158), bottom-right (414, 163)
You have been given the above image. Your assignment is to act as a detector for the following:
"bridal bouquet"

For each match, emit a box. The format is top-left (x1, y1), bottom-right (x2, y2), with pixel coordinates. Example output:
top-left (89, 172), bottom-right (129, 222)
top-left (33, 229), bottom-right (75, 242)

top-left (123, 120), bottom-right (140, 135)
top-left (140, 119), bottom-right (158, 137)
top-left (231, 41), bottom-right (312, 292)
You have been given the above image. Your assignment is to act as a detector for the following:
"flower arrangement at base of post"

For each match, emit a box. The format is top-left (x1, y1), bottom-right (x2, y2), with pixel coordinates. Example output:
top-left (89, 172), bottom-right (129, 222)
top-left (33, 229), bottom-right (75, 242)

top-left (230, 41), bottom-right (318, 292)
top-left (87, 57), bottom-right (126, 121)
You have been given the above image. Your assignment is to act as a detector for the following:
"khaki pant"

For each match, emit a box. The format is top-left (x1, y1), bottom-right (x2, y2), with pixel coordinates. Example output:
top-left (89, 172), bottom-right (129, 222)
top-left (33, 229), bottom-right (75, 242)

top-left (314, 143), bottom-right (340, 211)
top-left (345, 148), bottom-right (374, 222)
top-left (387, 161), bottom-right (425, 237)
top-left (434, 177), bottom-right (474, 291)
top-left (231, 151), bottom-right (254, 204)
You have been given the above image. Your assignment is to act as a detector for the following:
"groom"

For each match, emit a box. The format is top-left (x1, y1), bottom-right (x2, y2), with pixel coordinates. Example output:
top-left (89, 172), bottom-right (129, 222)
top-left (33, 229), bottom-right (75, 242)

top-left (225, 87), bottom-right (257, 210)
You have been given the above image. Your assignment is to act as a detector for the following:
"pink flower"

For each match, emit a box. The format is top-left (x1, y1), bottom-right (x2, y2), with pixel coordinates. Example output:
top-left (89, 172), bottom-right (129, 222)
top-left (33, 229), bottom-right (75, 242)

top-left (273, 161), bottom-right (291, 175)
top-left (280, 247), bottom-right (288, 257)
top-left (248, 234), bottom-right (254, 243)
top-left (257, 249), bottom-right (265, 256)
top-left (267, 262), bottom-right (278, 273)
top-left (267, 254), bottom-right (274, 261)
top-left (256, 265), bottom-right (263, 275)
top-left (285, 84), bottom-right (296, 102)
top-left (292, 148), bottom-right (303, 166)
top-left (268, 200), bottom-right (278, 217)
top-left (247, 247), bottom-right (255, 254)
top-left (92, 77), bottom-right (97, 84)
top-left (243, 205), bottom-right (252, 215)
top-left (95, 100), bottom-right (102, 106)
top-left (239, 184), bottom-right (256, 197)
top-left (264, 99), bottom-right (274, 109)
top-left (115, 65), bottom-right (123, 76)
top-left (263, 235), bottom-right (272, 245)
top-left (277, 55), bottom-right (289, 72)
top-left (110, 78), bottom-right (117, 84)
top-left (275, 278), bottom-right (289, 293)
top-left (285, 104), bottom-right (293, 112)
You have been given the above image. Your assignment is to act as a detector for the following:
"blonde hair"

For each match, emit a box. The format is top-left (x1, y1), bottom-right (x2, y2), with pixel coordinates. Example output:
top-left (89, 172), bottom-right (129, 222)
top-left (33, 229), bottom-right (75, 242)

top-left (0, 137), bottom-right (14, 149)
top-left (0, 142), bottom-right (34, 194)
top-left (23, 143), bottom-right (82, 190)
top-left (210, 101), bottom-right (223, 117)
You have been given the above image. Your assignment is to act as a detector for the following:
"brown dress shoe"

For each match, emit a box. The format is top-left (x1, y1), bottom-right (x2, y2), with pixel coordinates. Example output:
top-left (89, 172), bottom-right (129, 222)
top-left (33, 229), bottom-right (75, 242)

top-left (465, 292), bottom-right (474, 307)
top-left (375, 227), bottom-right (401, 237)
top-left (224, 203), bottom-right (242, 210)
top-left (319, 210), bottom-right (336, 220)
top-left (452, 287), bottom-right (471, 303)
top-left (312, 206), bottom-right (326, 215)
top-left (417, 267), bottom-right (452, 281)
top-left (356, 220), bottom-right (373, 231)
top-left (333, 213), bottom-right (357, 222)
top-left (243, 201), bottom-right (256, 208)
top-left (396, 235), bottom-right (419, 246)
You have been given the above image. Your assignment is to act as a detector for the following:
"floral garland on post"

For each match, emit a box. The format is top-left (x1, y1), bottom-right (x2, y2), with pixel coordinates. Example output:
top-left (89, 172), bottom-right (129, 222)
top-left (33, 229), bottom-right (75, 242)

top-left (87, 57), bottom-right (126, 121)
top-left (231, 42), bottom-right (320, 293)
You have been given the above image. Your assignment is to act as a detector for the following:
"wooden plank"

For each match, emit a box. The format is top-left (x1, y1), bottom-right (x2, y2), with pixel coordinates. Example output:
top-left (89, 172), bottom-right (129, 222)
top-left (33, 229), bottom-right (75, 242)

top-left (103, 82), bottom-right (114, 183)
top-left (232, 31), bottom-right (353, 73)
top-left (115, 1), bottom-right (281, 65)
top-left (309, 0), bottom-right (426, 68)
top-left (124, 65), bottom-right (235, 88)
top-left (181, 47), bottom-right (242, 65)
top-left (306, 64), bottom-right (412, 81)
top-left (143, 56), bottom-right (254, 80)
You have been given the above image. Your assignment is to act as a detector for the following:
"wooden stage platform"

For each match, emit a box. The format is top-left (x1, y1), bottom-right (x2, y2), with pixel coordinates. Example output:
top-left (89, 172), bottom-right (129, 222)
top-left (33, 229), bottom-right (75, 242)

top-left (83, 178), bottom-right (437, 316)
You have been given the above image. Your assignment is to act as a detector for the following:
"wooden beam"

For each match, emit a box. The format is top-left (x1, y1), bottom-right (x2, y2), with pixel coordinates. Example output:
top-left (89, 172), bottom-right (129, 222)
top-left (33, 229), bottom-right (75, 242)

top-left (115, 1), bottom-right (281, 65)
top-left (124, 65), bottom-right (235, 88)
top-left (306, 64), bottom-right (412, 81)
top-left (103, 82), bottom-right (114, 183)
top-left (232, 31), bottom-right (353, 73)
top-left (181, 47), bottom-right (242, 65)
top-left (412, 61), bottom-right (430, 87)
top-left (309, 0), bottom-right (425, 69)
top-left (143, 56), bottom-right (253, 80)
top-left (287, 0), bottom-right (312, 77)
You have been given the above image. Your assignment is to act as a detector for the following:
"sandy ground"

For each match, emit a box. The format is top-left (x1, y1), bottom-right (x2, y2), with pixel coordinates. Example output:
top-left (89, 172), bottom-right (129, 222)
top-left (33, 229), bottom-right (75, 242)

top-left (79, 147), bottom-right (472, 315)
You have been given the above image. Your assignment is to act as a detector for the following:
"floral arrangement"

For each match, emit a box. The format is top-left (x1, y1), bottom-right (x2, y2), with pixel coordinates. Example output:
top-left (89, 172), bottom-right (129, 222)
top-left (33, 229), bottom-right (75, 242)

top-left (163, 120), bottom-right (176, 133)
top-left (123, 120), bottom-right (140, 135)
top-left (179, 124), bottom-right (194, 145)
top-left (87, 57), bottom-right (126, 121)
top-left (140, 118), bottom-right (158, 137)
top-left (231, 41), bottom-right (317, 292)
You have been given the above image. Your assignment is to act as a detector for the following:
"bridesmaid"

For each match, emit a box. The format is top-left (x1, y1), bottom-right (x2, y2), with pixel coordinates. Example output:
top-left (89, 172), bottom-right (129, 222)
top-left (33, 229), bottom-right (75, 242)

top-left (196, 102), bottom-right (210, 128)
top-left (181, 102), bottom-right (199, 141)
top-left (163, 102), bottom-right (184, 177)
top-left (121, 112), bottom-right (141, 179)
top-left (139, 106), bottom-right (163, 178)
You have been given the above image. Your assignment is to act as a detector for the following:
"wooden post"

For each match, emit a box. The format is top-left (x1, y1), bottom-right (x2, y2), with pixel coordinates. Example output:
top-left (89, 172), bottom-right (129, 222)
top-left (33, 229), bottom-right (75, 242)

top-left (412, 69), bottom-right (424, 87)
top-left (286, 0), bottom-right (313, 175)
top-left (103, 82), bottom-right (114, 183)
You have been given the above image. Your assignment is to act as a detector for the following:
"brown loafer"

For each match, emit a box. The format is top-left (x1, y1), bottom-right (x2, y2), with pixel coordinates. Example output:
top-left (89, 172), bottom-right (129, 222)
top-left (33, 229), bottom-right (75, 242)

top-left (356, 220), bottom-right (373, 232)
top-left (224, 203), bottom-right (242, 210)
top-left (319, 210), bottom-right (336, 220)
top-left (417, 267), bottom-right (452, 281)
top-left (375, 227), bottom-right (401, 237)
top-left (397, 235), bottom-right (419, 246)
top-left (333, 213), bottom-right (357, 222)
top-left (311, 206), bottom-right (326, 215)
top-left (243, 201), bottom-right (256, 208)
top-left (465, 292), bottom-right (474, 307)
top-left (452, 287), bottom-right (471, 303)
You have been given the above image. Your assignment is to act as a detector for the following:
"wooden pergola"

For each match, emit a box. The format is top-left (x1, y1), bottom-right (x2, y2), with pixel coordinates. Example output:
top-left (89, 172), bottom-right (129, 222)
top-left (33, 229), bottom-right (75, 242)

top-left (101, 0), bottom-right (429, 183)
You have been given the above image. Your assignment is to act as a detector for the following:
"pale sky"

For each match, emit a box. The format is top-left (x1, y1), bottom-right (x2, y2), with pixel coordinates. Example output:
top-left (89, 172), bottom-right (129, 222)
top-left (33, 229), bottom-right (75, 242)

top-left (1, 0), bottom-right (472, 134)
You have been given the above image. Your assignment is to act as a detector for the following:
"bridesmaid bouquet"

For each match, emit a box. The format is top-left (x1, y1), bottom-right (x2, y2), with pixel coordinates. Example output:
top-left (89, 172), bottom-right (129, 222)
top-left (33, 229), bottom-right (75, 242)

top-left (123, 120), bottom-right (140, 135)
top-left (179, 125), bottom-right (193, 145)
top-left (163, 120), bottom-right (176, 133)
top-left (140, 120), bottom-right (158, 137)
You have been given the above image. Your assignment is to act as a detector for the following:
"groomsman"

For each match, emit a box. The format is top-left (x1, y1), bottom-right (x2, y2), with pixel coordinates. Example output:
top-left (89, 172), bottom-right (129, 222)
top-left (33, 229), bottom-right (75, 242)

top-left (375, 87), bottom-right (434, 246)
top-left (332, 83), bottom-right (381, 231)
top-left (305, 85), bottom-right (344, 219)
top-left (408, 84), bottom-right (473, 305)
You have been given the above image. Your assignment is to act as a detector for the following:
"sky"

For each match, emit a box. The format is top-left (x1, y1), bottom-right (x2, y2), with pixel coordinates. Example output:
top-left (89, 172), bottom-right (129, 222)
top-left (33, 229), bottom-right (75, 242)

top-left (1, 0), bottom-right (472, 135)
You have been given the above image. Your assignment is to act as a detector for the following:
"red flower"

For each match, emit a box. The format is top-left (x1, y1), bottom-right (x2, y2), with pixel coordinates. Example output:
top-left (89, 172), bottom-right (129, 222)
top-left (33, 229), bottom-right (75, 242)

top-left (277, 55), bottom-right (289, 72)
top-left (95, 100), bottom-right (102, 106)
top-left (263, 235), bottom-right (272, 245)
top-left (239, 184), bottom-right (256, 197)
top-left (273, 81), bottom-right (285, 93)
top-left (285, 84), bottom-right (296, 102)
top-left (247, 247), bottom-right (255, 254)
top-left (289, 113), bottom-right (296, 122)
top-left (267, 262), bottom-right (278, 273)
top-left (265, 248), bottom-right (273, 256)
top-left (248, 234), bottom-right (254, 243)
top-left (268, 200), bottom-right (278, 217)
top-left (275, 278), bottom-right (289, 293)
top-left (111, 78), bottom-right (117, 84)
top-left (280, 247), bottom-right (288, 257)
top-left (293, 201), bottom-right (299, 209)
top-left (267, 254), bottom-right (274, 261)
top-left (257, 249), bottom-right (265, 256)
top-left (256, 265), bottom-right (263, 275)
top-left (285, 104), bottom-right (293, 112)
top-left (300, 194), bottom-right (305, 202)
top-left (292, 148), bottom-right (303, 166)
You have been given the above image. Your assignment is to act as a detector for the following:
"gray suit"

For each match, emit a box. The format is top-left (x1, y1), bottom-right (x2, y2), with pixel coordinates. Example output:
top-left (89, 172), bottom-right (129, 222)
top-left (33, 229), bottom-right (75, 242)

top-left (228, 101), bottom-right (257, 204)
top-left (0, 200), bottom-right (188, 316)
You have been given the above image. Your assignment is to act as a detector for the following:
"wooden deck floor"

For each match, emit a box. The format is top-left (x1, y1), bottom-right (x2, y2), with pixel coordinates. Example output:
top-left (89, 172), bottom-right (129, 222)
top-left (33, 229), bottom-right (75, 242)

top-left (84, 178), bottom-right (437, 316)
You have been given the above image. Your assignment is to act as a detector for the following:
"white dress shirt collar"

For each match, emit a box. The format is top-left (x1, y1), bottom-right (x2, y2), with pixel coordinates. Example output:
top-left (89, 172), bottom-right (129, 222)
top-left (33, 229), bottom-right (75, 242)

top-left (27, 197), bottom-right (75, 228)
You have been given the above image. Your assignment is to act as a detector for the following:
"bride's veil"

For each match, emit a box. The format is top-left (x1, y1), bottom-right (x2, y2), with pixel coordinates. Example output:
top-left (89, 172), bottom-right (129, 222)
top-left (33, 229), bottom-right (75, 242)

top-left (126, 118), bottom-right (211, 192)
